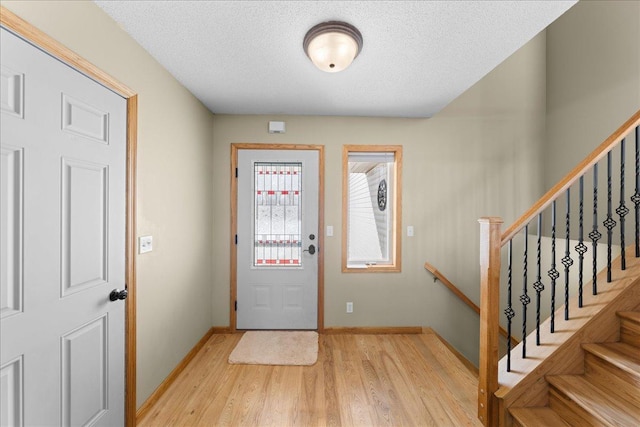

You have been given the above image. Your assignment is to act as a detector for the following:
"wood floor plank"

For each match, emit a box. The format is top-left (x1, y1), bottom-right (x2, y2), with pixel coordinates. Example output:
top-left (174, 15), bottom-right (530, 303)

top-left (138, 332), bottom-right (482, 426)
top-left (366, 337), bottom-right (415, 426)
top-left (410, 334), bottom-right (479, 416)
top-left (393, 335), bottom-right (472, 425)
top-left (227, 365), bottom-right (273, 426)
top-left (140, 334), bottom-right (240, 426)
top-left (391, 335), bottom-right (477, 425)
top-left (320, 335), bottom-right (342, 426)
top-left (297, 360), bottom-right (325, 426)
top-left (376, 338), bottom-right (439, 426)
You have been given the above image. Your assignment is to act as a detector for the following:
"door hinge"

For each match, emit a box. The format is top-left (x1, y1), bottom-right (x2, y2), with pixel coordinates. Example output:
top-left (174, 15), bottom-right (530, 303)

top-left (235, 300), bottom-right (237, 311)
top-left (235, 234), bottom-right (238, 245)
top-left (235, 167), bottom-right (238, 178)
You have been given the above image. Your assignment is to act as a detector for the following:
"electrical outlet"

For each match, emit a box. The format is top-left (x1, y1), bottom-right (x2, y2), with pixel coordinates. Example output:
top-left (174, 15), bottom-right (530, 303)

top-left (139, 235), bottom-right (153, 254)
top-left (346, 302), bottom-right (353, 313)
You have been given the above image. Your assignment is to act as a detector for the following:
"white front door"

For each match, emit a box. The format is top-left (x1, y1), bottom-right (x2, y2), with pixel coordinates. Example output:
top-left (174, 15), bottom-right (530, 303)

top-left (1, 28), bottom-right (127, 426)
top-left (236, 149), bottom-right (319, 330)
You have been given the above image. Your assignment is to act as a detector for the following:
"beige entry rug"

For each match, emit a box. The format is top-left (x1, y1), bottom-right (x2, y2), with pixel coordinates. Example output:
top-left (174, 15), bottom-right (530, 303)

top-left (228, 331), bottom-right (318, 366)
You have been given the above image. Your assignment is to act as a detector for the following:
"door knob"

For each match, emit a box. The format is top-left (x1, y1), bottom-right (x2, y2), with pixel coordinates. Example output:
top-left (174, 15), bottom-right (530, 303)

top-left (109, 289), bottom-right (128, 301)
top-left (303, 244), bottom-right (316, 255)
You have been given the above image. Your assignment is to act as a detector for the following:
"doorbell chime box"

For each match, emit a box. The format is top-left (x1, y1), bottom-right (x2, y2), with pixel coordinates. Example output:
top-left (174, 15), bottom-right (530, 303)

top-left (268, 121), bottom-right (286, 134)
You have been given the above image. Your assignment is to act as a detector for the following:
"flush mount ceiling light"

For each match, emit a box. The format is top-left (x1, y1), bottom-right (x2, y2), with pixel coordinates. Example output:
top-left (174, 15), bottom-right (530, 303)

top-left (303, 21), bottom-right (363, 73)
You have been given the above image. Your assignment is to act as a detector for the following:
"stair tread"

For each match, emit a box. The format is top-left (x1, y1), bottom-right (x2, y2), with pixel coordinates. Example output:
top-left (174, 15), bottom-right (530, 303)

top-left (583, 342), bottom-right (640, 377)
top-left (510, 407), bottom-right (570, 427)
top-left (547, 375), bottom-right (640, 426)
top-left (618, 311), bottom-right (640, 323)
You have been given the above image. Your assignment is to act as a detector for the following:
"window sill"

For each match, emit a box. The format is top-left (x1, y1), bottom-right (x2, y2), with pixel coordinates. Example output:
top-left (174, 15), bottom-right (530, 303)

top-left (343, 264), bottom-right (401, 273)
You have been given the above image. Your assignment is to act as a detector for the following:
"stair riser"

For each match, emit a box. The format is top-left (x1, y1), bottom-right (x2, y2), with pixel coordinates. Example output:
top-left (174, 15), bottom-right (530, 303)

top-left (548, 388), bottom-right (601, 427)
top-left (620, 321), bottom-right (640, 347)
top-left (549, 388), bottom-right (602, 427)
top-left (509, 407), bottom-right (571, 427)
top-left (585, 353), bottom-right (640, 405)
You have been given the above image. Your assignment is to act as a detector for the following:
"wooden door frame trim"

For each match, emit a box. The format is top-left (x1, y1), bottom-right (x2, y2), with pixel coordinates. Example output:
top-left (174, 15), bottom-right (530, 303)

top-left (0, 7), bottom-right (138, 426)
top-left (230, 143), bottom-right (325, 332)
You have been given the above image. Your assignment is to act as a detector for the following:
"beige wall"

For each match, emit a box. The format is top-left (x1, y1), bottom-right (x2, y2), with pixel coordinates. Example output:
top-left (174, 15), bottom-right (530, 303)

top-left (212, 32), bottom-right (547, 364)
top-left (1, 0), bottom-right (216, 407)
top-left (545, 0), bottom-right (640, 187)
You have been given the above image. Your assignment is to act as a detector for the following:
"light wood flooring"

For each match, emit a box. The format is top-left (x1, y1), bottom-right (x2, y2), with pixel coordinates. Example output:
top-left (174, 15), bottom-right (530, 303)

top-left (138, 330), bottom-right (481, 426)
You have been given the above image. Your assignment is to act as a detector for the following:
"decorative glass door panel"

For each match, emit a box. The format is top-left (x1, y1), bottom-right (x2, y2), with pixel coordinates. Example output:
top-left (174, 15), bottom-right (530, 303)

top-left (254, 162), bottom-right (302, 267)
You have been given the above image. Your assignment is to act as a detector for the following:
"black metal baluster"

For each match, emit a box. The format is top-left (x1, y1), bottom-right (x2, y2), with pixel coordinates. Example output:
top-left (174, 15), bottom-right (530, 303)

top-left (575, 177), bottom-right (588, 308)
top-left (521, 226), bottom-right (530, 358)
top-left (562, 189), bottom-right (573, 320)
top-left (589, 164), bottom-right (602, 294)
top-left (634, 126), bottom-right (640, 258)
top-left (548, 201), bottom-right (559, 333)
top-left (617, 139), bottom-right (629, 270)
top-left (604, 152), bottom-right (617, 283)
top-left (534, 214), bottom-right (544, 345)
top-left (505, 240), bottom-right (514, 372)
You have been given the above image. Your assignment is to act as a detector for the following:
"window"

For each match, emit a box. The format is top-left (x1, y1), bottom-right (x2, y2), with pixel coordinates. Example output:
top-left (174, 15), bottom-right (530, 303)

top-left (342, 145), bottom-right (402, 272)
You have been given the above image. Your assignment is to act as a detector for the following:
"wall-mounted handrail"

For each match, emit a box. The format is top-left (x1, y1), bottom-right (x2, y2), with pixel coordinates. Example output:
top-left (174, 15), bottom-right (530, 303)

top-left (424, 262), bottom-right (517, 347)
top-left (502, 110), bottom-right (640, 245)
top-left (425, 262), bottom-right (480, 313)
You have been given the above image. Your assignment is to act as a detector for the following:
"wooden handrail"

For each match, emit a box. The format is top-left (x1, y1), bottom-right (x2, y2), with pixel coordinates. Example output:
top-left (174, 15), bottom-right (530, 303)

top-left (501, 109), bottom-right (640, 245)
top-left (425, 262), bottom-right (480, 314)
top-left (424, 262), bottom-right (517, 347)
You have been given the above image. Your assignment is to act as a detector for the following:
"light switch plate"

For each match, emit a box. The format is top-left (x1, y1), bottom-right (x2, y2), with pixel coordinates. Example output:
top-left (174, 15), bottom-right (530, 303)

top-left (139, 235), bottom-right (153, 254)
top-left (327, 225), bottom-right (334, 237)
top-left (407, 226), bottom-right (414, 237)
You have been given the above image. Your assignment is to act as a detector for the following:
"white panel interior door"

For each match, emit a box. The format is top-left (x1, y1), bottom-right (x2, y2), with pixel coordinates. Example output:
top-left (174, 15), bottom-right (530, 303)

top-left (237, 149), bottom-right (319, 330)
top-left (0, 28), bottom-right (127, 426)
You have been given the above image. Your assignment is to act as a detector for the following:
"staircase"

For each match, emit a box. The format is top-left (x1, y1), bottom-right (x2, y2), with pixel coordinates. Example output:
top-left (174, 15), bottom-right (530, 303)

top-left (477, 109), bottom-right (640, 427)
top-left (510, 311), bottom-right (640, 426)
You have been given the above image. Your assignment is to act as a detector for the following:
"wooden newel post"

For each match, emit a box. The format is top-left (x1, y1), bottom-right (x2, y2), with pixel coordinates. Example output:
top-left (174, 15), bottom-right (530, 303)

top-left (478, 217), bottom-right (503, 426)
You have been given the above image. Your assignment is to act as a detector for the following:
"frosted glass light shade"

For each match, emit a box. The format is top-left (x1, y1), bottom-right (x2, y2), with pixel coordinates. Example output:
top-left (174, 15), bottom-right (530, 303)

top-left (303, 21), bottom-right (363, 73)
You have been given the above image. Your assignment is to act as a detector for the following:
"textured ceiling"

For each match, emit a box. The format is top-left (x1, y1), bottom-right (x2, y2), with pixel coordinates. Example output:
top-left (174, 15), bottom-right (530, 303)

top-left (95, 1), bottom-right (576, 118)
